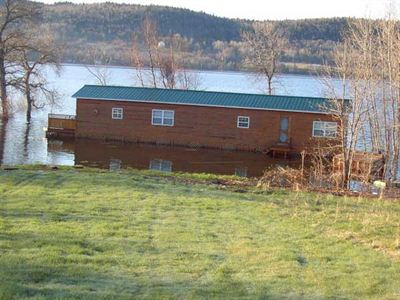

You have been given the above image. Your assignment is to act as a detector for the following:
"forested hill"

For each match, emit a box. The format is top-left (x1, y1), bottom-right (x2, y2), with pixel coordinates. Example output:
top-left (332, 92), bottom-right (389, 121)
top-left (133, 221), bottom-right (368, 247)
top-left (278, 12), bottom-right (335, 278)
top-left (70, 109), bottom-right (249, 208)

top-left (39, 2), bottom-right (350, 72)
top-left (43, 2), bottom-right (245, 43)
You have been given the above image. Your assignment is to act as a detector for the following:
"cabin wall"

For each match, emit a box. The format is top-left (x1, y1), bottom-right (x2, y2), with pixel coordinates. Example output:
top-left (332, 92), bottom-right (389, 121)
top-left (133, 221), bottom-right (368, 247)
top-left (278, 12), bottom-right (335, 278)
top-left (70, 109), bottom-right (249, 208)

top-left (75, 98), bottom-right (336, 152)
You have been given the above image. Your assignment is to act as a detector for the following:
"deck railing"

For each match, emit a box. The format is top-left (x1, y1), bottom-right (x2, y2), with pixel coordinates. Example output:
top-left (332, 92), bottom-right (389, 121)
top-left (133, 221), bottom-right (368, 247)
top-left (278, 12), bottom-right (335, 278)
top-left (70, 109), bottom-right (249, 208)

top-left (48, 113), bottom-right (76, 120)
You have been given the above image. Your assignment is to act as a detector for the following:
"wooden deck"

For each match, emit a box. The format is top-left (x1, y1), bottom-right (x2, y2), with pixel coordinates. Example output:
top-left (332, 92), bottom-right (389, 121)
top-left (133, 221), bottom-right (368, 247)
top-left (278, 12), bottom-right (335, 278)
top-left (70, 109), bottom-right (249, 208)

top-left (46, 114), bottom-right (76, 139)
top-left (269, 143), bottom-right (292, 159)
top-left (333, 152), bottom-right (385, 181)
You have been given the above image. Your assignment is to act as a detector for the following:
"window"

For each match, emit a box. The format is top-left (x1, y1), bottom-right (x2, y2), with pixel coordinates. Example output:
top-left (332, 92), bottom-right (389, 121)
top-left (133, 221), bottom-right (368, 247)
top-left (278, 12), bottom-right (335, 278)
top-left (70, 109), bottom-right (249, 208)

top-left (112, 108), bottom-right (123, 120)
top-left (149, 159), bottom-right (172, 172)
top-left (152, 109), bottom-right (174, 126)
top-left (109, 159), bottom-right (122, 171)
top-left (312, 121), bottom-right (337, 138)
top-left (237, 116), bottom-right (250, 128)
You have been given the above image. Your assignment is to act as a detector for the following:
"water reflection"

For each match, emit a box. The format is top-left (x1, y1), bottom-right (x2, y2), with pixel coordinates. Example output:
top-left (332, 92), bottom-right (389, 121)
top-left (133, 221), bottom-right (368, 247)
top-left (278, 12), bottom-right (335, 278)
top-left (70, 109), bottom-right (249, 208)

top-left (149, 159), bottom-right (173, 172)
top-left (49, 139), bottom-right (298, 177)
top-left (234, 167), bottom-right (248, 178)
top-left (0, 113), bottom-right (74, 166)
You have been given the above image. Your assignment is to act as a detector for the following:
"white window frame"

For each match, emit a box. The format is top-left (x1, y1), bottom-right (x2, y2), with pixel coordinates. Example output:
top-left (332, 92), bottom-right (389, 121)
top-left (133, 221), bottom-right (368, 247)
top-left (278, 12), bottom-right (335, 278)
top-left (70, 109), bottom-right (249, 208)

top-left (237, 116), bottom-right (250, 129)
top-left (312, 121), bottom-right (338, 138)
top-left (112, 108), bottom-right (123, 120)
top-left (152, 109), bottom-right (175, 126)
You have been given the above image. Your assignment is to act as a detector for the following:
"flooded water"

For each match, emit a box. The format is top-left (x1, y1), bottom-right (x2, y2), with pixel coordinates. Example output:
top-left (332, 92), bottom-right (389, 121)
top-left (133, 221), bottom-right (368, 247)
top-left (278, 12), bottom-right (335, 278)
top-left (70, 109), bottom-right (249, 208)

top-left (48, 139), bottom-right (300, 177)
top-left (0, 64), bottom-right (327, 176)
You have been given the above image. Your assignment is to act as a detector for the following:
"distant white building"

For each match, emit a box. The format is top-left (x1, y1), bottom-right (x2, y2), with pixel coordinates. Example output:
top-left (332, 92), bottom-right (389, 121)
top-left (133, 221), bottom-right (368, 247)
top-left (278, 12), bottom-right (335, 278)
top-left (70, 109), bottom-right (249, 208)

top-left (158, 41), bottom-right (166, 48)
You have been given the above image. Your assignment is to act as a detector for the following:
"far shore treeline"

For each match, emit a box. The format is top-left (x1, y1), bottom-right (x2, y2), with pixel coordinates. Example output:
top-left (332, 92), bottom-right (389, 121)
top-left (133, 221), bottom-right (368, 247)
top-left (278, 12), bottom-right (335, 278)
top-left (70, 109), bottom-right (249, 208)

top-left (40, 1), bottom-right (347, 73)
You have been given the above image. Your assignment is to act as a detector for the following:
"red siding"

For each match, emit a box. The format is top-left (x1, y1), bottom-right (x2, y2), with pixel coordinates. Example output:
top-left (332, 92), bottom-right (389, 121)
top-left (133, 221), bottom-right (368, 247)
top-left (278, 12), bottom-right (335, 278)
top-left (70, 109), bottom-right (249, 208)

top-left (75, 99), bottom-right (336, 152)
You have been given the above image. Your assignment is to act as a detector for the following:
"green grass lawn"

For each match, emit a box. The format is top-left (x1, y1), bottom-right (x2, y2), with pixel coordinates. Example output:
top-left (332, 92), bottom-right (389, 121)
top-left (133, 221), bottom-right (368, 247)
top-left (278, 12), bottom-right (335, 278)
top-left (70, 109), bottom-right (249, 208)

top-left (0, 167), bottom-right (400, 299)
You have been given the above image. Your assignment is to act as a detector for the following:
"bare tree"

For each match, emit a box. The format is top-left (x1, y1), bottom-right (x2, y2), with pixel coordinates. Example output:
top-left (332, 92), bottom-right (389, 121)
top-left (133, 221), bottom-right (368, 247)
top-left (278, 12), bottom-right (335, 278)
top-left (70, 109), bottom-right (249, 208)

top-left (130, 17), bottom-right (160, 88)
top-left (0, 0), bottom-right (39, 119)
top-left (15, 26), bottom-right (61, 123)
top-left (174, 37), bottom-right (200, 90)
top-left (177, 68), bottom-right (200, 90)
top-left (142, 16), bottom-right (158, 88)
top-left (157, 34), bottom-right (190, 89)
top-left (320, 40), bottom-right (368, 188)
top-left (85, 48), bottom-right (111, 86)
top-left (321, 16), bottom-right (400, 186)
top-left (131, 39), bottom-right (146, 87)
top-left (242, 22), bottom-right (286, 95)
top-left (158, 43), bottom-right (177, 89)
top-left (352, 17), bottom-right (400, 183)
top-left (130, 17), bottom-right (200, 90)
top-left (376, 17), bottom-right (400, 182)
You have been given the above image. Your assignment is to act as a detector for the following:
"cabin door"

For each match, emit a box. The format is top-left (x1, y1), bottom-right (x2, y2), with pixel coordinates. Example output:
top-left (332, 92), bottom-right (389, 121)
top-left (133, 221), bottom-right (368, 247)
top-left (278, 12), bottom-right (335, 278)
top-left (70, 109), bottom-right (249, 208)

top-left (279, 117), bottom-right (290, 144)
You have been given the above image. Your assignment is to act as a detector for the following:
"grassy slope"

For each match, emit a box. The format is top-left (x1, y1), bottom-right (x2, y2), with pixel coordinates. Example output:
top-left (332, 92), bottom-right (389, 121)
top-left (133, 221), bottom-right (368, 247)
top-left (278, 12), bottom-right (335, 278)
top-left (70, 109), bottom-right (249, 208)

top-left (0, 168), bottom-right (399, 299)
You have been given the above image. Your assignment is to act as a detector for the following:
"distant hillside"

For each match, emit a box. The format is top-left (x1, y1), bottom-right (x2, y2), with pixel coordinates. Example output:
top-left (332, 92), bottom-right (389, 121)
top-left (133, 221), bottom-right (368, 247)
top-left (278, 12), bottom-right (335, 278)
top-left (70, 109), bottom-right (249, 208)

top-left (38, 2), bottom-right (350, 73)
top-left (43, 2), bottom-right (245, 43)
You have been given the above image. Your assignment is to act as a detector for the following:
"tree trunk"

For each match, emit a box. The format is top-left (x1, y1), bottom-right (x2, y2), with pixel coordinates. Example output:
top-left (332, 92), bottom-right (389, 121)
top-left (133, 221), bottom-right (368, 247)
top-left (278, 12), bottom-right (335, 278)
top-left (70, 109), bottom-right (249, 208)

top-left (0, 118), bottom-right (5, 165)
top-left (24, 72), bottom-right (33, 123)
top-left (23, 121), bottom-right (31, 160)
top-left (0, 52), bottom-right (8, 120)
top-left (25, 78), bottom-right (32, 123)
top-left (26, 98), bottom-right (32, 123)
top-left (267, 76), bottom-right (273, 95)
top-left (342, 155), bottom-right (351, 189)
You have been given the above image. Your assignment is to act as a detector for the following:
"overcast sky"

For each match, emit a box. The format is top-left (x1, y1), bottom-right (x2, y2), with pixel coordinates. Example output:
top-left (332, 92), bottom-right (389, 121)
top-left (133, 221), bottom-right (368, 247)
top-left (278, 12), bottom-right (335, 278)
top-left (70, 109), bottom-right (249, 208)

top-left (38, 0), bottom-right (398, 20)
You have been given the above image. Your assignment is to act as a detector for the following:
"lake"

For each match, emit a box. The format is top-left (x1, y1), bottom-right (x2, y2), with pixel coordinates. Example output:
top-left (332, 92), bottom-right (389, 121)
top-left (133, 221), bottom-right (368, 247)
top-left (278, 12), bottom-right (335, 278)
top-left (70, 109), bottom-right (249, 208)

top-left (0, 64), bottom-right (327, 176)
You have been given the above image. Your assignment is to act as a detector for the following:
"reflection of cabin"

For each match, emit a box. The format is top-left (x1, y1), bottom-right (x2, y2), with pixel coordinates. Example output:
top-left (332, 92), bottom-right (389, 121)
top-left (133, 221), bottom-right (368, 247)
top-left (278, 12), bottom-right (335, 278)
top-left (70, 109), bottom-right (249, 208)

top-left (333, 152), bottom-right (385, 181)
top-left (49, 85), bottom-right (341, 154)
top-left (52, 139), bottom-right (301, 177)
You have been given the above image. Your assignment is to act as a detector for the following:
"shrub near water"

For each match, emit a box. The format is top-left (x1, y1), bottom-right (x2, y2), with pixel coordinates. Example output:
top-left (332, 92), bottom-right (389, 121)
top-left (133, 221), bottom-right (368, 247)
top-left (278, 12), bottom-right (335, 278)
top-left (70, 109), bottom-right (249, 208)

top-left (0, 167), bottom-right (400, 299)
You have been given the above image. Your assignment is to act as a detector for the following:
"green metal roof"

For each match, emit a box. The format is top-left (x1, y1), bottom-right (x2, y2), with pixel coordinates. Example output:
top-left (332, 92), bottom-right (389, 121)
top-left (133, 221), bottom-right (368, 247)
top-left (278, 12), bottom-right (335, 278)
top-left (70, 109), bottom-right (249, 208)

top-left (72, 85), bottom-right (337, 114)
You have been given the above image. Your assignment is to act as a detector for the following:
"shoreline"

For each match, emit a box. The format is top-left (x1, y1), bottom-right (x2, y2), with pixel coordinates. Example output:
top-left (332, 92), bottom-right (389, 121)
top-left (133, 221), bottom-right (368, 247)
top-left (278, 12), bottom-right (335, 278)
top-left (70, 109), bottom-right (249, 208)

top-left (60, 61), bottom-right (325, 77)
